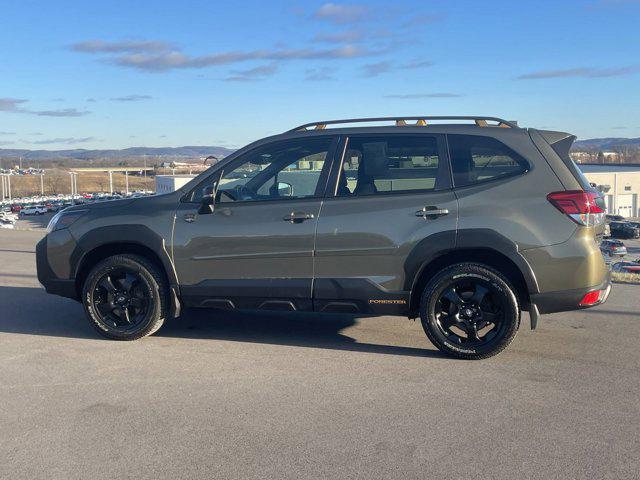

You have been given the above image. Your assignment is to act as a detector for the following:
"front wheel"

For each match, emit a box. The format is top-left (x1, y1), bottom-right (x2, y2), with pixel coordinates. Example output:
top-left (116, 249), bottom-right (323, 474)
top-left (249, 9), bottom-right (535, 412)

top-left (82, 254), bottom-right (168, 340)
top-left (419, 263), bottom-right (520, 360)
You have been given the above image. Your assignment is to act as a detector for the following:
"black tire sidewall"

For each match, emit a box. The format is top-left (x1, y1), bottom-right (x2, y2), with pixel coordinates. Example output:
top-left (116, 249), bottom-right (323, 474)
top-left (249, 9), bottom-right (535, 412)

top-left (82, 255), bottom-right (164, 340)
top-left (420, 264), bottom-right (520, 359)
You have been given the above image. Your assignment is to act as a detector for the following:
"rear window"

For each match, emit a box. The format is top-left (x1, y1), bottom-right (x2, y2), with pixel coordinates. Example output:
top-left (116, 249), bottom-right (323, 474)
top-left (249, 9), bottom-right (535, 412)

top-left (447, 135), bottom-right (528, 187)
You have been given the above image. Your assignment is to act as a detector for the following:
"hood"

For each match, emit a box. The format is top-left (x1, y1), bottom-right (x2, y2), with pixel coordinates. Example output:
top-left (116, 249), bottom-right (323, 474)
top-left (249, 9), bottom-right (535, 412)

top-left (65, 197), bottom-right (137, 212)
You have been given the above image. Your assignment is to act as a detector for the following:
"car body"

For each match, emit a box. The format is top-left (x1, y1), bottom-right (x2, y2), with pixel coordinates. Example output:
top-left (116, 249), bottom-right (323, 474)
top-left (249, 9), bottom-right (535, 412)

top-left (609, 221), bottom-right (640, 239)
top-left (36, 116), bottom-right (611, 359)
top-left (600, 239), bottom-right (627, 257)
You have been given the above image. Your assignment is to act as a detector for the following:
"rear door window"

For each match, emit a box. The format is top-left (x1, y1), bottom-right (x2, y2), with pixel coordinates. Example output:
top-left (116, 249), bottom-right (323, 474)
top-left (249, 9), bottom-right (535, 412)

top-left (447, 135), bottom-right (529, 187)
top-left (338, 135), bottom-right (447, 196)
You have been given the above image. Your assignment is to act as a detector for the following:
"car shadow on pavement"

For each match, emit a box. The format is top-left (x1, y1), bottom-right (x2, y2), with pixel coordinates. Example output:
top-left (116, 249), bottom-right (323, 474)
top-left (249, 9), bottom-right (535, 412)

top-left (0, 286), bottom-right (443, 358)
top-left (161, 308), bottom-right (443, 358)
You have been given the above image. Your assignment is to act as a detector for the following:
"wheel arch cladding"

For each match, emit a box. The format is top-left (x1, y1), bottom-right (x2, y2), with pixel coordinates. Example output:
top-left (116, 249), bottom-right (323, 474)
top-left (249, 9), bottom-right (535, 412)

top-left (405, 229), bottom-right (538, 316)
top-left (73, 225), bottom-right (177, 297)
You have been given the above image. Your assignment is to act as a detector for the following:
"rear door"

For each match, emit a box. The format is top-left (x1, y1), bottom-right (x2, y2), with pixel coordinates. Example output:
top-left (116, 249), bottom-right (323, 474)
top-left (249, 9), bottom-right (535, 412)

top-left (313, 133), bottom-right (458, 314)
top-left (173, 135), bottom-right (338, 311)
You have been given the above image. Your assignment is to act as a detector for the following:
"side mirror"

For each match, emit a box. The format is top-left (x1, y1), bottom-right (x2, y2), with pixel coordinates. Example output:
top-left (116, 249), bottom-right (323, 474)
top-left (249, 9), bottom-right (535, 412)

top-left (277, 182), bottom-right (293, 197)
top-left (198, 185), bottom-right (214, 214)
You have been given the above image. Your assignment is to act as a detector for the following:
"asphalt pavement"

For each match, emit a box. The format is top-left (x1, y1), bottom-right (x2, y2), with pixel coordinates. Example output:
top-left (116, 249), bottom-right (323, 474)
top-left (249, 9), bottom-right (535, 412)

top-left (0, 230), bottom-right (638, 479)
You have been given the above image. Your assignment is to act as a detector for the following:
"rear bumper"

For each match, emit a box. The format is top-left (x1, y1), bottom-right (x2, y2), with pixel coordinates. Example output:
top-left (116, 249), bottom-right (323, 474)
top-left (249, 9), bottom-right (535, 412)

top-left (36, 236), bottom-right (78, 300)
top-left (530, 270), bottom-right (611, 314)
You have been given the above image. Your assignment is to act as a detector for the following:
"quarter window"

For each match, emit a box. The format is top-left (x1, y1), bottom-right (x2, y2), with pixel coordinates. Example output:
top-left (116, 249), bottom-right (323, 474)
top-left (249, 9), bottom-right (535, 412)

top-left (338, 135), bottom-right (442, 196)
top-left (447, 135), bottom-right (528, 187)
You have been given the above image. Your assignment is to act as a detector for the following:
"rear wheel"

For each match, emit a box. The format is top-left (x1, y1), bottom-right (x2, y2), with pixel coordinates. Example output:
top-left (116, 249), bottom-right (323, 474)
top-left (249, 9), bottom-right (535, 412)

top-left (82, 254), bottom-right (168, 340)
top-left (419, 263), bottom-right (520, 359)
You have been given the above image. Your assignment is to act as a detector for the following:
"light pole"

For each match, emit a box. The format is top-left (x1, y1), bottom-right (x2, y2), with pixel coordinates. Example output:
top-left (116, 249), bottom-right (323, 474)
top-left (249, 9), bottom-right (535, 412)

top-left (69, 172), bottom-right (78, 202)
top-left (40, 173), bottom-right (45, 196)
top-left (108, 171), bottom-right (114, 195)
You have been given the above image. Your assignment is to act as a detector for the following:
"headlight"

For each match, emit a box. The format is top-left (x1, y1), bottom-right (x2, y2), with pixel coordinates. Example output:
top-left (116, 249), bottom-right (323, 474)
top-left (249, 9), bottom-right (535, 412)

top-left (46, 210), bottom-right (87, 233)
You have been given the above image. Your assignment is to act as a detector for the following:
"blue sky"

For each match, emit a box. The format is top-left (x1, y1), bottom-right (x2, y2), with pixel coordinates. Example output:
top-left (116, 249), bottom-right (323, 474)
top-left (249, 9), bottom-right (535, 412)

top-left (1, 0), bottom-right (639, 150)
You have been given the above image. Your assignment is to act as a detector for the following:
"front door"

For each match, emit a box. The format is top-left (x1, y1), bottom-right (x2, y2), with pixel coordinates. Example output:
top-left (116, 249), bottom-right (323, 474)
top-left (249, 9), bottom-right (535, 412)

top-left (313, 133), bottom-right (458, 314)
top-left (173, 135), bottom-right (337, 311)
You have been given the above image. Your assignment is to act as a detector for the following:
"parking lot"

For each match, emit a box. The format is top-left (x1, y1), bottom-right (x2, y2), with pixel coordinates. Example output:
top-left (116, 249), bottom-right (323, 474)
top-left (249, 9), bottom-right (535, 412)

top-left (1, 229), bottom-right (639, 479)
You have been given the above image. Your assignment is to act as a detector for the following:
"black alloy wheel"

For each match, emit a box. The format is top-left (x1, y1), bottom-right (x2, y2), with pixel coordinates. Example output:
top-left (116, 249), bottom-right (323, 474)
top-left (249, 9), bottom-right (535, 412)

top-left (91, 268), bottom-right (149, 331)
top-left (435, 280), bottom-right (506, 346)
top-left (420, 263), bottom-right (520, 359)
top-left (82, 254), bottom-right (168, 340)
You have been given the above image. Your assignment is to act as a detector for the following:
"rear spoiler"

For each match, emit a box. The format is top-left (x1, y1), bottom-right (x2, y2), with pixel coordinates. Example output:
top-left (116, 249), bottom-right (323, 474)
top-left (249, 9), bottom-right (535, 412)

top-left (536, 130), bottom-right (577, 159)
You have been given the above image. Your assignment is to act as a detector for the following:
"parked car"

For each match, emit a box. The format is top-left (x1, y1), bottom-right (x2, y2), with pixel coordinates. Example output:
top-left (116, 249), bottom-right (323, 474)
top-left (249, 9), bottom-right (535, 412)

top-left (0, 211), bottom-right (18, 222)
top-left (45, 203), bottom-right (60, 213)
top-left (20, 205), bottom-right (47, 216)
top-left (0, 218), bottom-right (15, 229)
top-left (609, 221), bottom-right (640, 239)
top-left (600, 239), bottom-right (627, 257)
top-left (611, 261), bottom-right (640, 275)
top-left (36, 116), bottom-right (611, 359)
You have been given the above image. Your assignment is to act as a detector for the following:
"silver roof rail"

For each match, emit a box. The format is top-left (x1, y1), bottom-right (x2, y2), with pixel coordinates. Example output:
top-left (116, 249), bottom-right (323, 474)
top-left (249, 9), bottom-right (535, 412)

top-left (287, 116), bottom-right (518, 132)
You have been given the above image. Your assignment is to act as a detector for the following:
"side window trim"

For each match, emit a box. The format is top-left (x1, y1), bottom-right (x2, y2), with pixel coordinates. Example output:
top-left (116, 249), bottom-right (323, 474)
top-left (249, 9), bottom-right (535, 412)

top-left (326, 133), bottom-right (450, 199)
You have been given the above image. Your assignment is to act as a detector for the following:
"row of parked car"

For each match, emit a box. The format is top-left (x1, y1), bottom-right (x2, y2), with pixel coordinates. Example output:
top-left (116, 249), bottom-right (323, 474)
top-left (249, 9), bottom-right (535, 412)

top-left (1, 191), bottom-right (155, 218)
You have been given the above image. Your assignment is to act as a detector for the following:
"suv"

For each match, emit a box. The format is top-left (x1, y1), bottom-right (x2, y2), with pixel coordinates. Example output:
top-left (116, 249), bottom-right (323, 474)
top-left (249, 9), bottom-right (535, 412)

top-left (36, 116), bottom-right (611, 359)
top-left (609, 221), bottom-right (640, 239)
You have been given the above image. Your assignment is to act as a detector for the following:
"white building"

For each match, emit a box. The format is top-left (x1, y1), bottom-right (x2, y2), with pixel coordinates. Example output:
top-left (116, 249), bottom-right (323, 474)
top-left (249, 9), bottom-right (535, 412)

top-left (579, 164), bottom-right (640, 218)
top-left (155, 174), bottom-right (196, 194)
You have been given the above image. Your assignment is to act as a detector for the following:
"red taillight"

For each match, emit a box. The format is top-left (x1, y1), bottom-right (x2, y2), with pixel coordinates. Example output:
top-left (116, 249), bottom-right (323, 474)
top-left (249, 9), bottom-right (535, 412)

top-left (579, 290), bottom-right (602, 306)
top-left (547, 190), bottom-right (606, 226)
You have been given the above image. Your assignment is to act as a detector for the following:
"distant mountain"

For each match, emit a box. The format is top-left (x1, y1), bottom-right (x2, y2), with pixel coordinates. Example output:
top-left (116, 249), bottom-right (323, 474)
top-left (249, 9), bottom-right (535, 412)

top-left (0, 145), bottom-right (236, 161)
top-left (573, 138), bottom-right (640, 151)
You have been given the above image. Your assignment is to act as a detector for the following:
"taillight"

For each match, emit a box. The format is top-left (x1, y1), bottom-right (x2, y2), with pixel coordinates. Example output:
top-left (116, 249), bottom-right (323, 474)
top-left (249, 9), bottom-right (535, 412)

top-left (578, 287), bottom-right (610, 307)
top-left (546, 190), bottom-right (606, 226)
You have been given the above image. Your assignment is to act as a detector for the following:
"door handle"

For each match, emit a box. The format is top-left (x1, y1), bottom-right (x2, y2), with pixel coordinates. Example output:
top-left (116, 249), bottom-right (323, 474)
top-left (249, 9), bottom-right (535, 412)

top-left (283, 211), bottom-right (315, 224)
top-left (415, 206), bottom-right (449, 219)
top-left (183, 213), bottom-right (196, 223)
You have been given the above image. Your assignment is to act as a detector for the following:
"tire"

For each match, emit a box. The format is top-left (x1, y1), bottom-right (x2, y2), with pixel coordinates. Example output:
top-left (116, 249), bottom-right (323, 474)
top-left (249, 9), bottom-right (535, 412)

top-left (419, 263), bottom-right (520, 360)
top-left (82, 254), bottom-right (168, 340)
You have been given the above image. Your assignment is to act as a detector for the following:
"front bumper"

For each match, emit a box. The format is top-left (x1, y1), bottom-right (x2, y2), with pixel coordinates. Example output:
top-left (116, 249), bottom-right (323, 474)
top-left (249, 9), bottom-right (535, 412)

top-left (36, 236), bottom-right (78, 299)
top-left (530, 270), bottom-right (612, 314)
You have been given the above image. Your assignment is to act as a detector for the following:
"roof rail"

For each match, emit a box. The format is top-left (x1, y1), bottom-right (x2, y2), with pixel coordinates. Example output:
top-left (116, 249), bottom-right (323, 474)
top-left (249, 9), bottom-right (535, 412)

top-left (287, 116), bottom-right (518, 132)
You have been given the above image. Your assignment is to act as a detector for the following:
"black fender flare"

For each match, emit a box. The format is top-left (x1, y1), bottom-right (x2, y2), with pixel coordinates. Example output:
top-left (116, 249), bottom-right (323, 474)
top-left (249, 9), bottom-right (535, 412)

top-left (71, 224), bottom-right (178, 286)
top-left (403, 228), bottom-right (539, 294)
